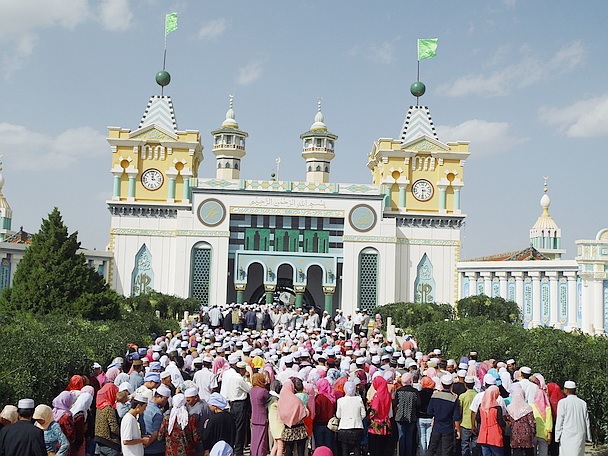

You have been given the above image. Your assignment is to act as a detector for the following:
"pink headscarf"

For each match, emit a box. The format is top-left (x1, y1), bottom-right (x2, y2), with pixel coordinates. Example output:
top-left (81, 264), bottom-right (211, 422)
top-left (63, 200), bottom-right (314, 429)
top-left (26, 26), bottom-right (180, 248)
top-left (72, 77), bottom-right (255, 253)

top-left (481, 385), bottom-right (500, 412)
top-left (533, 374), bottom-right (551, 419)
top-left (81, 385), bottom-right (95, 396)
top-left (52, 391), bottom-right (74, 421)
top-left (263, 364), bottom-right (275, 383)
top-left (507, 383), bottom-right (532, 421)
top-left (304, 382), bottom-right (316, 420)
top-left (312, 447), bottom-right (333, 456)
top-left (105, 367), bottom-right (120, 385)
top-left (213, 357), bottom-right (228, 375)
top-left (317, 378), bottom-right (336, 404)
top-left (277, 380), bottom-right (308, 427)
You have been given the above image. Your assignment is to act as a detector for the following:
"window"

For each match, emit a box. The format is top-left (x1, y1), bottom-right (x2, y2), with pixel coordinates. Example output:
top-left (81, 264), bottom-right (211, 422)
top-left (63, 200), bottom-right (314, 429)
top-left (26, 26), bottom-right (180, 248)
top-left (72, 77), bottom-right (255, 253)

top-left (191, 243), bottom-right (212, 305)
top-left (358, 248), bottom-right (378, 311)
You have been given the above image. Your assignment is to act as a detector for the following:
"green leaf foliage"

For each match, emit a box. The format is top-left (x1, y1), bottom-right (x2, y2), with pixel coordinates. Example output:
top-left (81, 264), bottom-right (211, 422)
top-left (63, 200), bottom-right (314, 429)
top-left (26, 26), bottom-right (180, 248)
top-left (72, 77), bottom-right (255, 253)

top-left (124, 292), bottom-right (200, 319)
top-left (3, 208), bottom-right (112, 319)
top-left (0, 311), bottom-right (178, 407)
top-left (375, 302), bottom-right (455, 332)
top-left (456, 294), bottom-right (522, 324)
top-left (415, 318), bottom-right (608, 443)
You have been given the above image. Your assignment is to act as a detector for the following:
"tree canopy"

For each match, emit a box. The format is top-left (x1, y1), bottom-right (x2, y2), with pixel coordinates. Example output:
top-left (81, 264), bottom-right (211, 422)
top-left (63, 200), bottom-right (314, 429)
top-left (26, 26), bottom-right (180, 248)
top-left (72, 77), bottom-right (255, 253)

top-left (2, 207), bottom-right (120, 319)
top-left (456, 294), bottom-right (521, 324)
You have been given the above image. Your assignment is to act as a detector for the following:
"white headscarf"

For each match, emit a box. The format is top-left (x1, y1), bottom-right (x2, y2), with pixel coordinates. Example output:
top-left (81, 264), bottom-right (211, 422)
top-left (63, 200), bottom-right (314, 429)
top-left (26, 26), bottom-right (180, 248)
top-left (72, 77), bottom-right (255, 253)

top-left (70, 392), bottom-right (93, 421)
top-left (168, 393), bottom-right (189, 434)
top-left (210, 440), bottom-right (234, 456)
top-left (499, 367), bottom-right (512, 392)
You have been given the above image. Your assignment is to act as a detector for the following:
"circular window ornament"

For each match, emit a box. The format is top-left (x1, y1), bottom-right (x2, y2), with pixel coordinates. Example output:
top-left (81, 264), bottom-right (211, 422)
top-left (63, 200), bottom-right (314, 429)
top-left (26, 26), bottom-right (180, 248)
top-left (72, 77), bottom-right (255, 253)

top-left (349, 204), bottom-right (377, 232)
top-left (197, 198), bottom-right (226, 227)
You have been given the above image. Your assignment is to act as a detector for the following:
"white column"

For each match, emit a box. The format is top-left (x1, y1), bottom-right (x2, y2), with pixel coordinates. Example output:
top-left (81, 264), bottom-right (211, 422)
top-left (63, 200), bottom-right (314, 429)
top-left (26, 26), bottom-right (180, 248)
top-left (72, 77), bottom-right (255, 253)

top-left (497, 272), bottom-right (507, 298)
top-left (465, 272), bottom-right (477, 296)
top-left (565, 272), bottom-right (578, 331)
top-left (530, 272), bottom-right (541, 327)
top-left (482, 272), bottom-right (492, 296)
top-left (548, 272), bottom-right (559, 327)
top-left (592, 279), bottom-right (604, 334)
top-left (514, 272), bottom-right (524, 314)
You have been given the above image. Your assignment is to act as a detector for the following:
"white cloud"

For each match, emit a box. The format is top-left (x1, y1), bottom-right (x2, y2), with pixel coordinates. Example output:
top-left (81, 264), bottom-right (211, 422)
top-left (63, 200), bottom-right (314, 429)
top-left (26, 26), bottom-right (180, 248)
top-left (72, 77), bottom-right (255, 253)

top-left (369, 42), bottom-right (394, 64)
top-left (437, 119), bottom-right (525, 156)
top-left (348, 42), bottom-right (395, 65)
top-left (439, 41), bottom-right (585, 97)
top-left (0, 123), bottom-right (107, 170)
top-left (236, 61), bottom-right (264, 86)
top-left (539, 94), bottom-right (608, 138)
top-left (198, 18), bottom-right (227, 40)
top-left (98, 0), bottom-right (133, 32)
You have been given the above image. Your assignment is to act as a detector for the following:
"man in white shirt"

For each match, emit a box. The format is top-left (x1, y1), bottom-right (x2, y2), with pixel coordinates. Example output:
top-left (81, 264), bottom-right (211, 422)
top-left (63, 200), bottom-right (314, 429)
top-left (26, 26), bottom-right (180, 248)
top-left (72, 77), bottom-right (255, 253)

top-left (518, 366), bottom-right (539, 404)
top-left (193, 356), bottom-right (215, 401)
top-left (220, 358), bottom-right (252, 456)
top-left (555, 381), bottom-right (592, 456)
top-left (121, 394), bottom-right (150, 456)
top-left (305, 309), bottom-right (320, 331)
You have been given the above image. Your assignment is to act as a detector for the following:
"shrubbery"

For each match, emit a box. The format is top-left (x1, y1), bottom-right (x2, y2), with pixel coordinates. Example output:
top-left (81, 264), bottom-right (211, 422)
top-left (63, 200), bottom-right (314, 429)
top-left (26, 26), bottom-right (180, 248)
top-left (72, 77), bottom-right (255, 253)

top-left (0, 311), bottom-right (178, 406)
top-left (415, 317), bottom-right (608, 443)
top-left (375, 302), bottom-right (455, 332)
top-left (456, 294), bottom-right (522, 324)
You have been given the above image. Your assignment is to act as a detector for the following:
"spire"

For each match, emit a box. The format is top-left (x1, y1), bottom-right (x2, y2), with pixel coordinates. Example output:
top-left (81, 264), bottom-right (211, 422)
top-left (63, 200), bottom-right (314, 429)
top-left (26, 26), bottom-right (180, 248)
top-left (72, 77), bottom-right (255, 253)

top-left (138, 95), bottom-right (178, 133)
top-left (212, 95), bottom-right (248, 179)
top-left (222, 95), bottom-right (239, 129)
top-left (530, 177), bottom-right (563, 259)
top-left (301, 99), bottom-right (338, 183)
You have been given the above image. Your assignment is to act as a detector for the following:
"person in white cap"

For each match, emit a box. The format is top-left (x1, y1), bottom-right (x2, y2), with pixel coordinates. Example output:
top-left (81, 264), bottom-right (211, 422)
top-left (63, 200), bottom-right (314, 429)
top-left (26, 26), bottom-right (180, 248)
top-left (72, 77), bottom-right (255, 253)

top-left (427, 374), bottom-right (461, 456)
top-left (0, 398), bottom-right (46, 456)
top-left (554, 381), bottom-right (591, 456)
top-left (220, 359), bottom-right (252, 456)
top-left (141, 385), bottom-right (171, 456)
top-left (193, 356), bottom-right (215, 402)
top-left (518, 367), bottom-right (538, 404)
top-left (121, 394), bottom-right (150, 456)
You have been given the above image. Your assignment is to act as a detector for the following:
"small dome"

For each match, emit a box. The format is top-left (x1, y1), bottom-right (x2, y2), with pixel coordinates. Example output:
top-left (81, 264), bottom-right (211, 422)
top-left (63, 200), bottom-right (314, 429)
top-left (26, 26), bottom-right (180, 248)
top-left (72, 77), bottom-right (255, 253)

top-left (310, 100), bottom-right (327, 131)
top-left (221, 96), bottom-right (239, 128)
top-left (540, 192), bottom-right (550, 209)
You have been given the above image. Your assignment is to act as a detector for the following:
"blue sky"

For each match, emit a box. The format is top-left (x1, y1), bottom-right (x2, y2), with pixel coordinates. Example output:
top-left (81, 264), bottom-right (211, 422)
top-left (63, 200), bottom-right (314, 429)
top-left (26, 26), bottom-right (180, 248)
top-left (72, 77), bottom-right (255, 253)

top-left (0, 0), bottom-right (605, 259)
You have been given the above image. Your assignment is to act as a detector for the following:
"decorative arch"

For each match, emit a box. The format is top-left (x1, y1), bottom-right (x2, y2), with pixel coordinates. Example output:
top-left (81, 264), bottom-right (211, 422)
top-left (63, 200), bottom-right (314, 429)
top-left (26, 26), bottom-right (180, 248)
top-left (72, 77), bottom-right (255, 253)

top-left (414, 253), bottom-right (436, 303)
top-left (358, 247), bottom-right (379, 311)
top-left (131, 244), bottom-right (154, 296)
top-left (191, 242), bottom-right (212, 305)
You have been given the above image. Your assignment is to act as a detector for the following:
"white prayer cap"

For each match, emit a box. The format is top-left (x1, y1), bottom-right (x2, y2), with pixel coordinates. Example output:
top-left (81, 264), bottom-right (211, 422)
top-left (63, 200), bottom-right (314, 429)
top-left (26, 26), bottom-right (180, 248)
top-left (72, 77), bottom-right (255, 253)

top-left (520, 366), bottom-right (532, 375)
top-left (228, 355), bottom-right (239, 364)
top-left (118, 382), bottom-right (133, 393)
top-left (160, 371), bottom-right (172, 380)
top-left (156, 385), bottom-right (172, 397)
top-left (457, 370), bottom-right (467, 378)
top-left (433, 349), bottom-right (441, 355)
top-left (447, 359), bottom-right (456, 366)
top-left (465, 376), bottom-right (476, 384)
top-left (92, 362), bottom-right (102, 369)
top-left (371, 355), bottom-right (381, 364)
top-left (184, 387), bottom-right (199, 397)
top-left (458, 362), bottom-right (468, 370)
top-left (404, 349), bottom-right (412, 356)
top-left (203, 356), bottom-right (213, 363)
top-left (17, 398), bottom-right (35, 409)
top-left (483, 373), bottom-right (497, 385)
top-left (133, 394), bottom-right (150, 403)
top-left (441, 374), bottom-right (453, 385)
top-left (564, 380), bottom-right (576, 389)
top-left (506, 359), bottom-right (515, 365)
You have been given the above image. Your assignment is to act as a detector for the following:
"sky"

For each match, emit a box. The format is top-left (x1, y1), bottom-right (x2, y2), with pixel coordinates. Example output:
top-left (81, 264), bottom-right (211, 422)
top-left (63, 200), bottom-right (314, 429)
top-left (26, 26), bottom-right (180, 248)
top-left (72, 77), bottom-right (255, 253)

top-left (0, 0), bottom-right (606, 259)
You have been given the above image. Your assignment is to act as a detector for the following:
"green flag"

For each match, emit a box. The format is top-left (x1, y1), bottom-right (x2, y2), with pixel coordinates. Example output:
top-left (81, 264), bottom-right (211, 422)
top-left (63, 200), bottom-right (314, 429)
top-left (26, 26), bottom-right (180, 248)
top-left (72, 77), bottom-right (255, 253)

top-left (418, 38), bottom-right (438, 61)
top-left (165, 12), bottom-right (178, 36)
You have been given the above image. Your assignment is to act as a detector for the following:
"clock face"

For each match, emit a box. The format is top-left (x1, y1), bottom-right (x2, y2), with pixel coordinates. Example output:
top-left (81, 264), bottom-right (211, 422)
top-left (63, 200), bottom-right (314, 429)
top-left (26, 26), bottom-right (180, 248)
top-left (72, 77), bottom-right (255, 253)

top-left (412, 179), bottom-right (434, 201)
top-left (349, 204), bottom-right (377, 232)
top-left (141, 169), bottom-right (164, 191)
top-left (197, 199), bottom-right (226, 227)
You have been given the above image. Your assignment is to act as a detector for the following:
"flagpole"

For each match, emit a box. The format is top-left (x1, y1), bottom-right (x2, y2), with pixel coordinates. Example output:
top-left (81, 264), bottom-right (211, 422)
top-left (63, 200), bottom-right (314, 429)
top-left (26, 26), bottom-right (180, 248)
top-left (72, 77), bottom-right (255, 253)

top-left (416, 59), bottom-right (420, 105)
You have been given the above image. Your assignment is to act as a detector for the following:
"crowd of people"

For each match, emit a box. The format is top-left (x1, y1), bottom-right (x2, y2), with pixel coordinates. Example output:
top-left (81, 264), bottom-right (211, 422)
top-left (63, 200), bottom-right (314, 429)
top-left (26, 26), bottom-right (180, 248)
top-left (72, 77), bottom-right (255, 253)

top-left (0, 303), bottom-right (593, 456)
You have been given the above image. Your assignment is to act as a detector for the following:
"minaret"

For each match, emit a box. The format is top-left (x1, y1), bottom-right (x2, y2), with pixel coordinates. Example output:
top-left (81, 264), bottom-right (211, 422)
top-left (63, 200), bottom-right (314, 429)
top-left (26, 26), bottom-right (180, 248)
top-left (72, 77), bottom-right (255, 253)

top-left (212, 96), bottom-right (248, 180)
top-left (300, 100), bottom-right (338, 183)
top-left (0, 159), bottom-right (12, 240)
top-left (530, 179), bottom-right (565, 259)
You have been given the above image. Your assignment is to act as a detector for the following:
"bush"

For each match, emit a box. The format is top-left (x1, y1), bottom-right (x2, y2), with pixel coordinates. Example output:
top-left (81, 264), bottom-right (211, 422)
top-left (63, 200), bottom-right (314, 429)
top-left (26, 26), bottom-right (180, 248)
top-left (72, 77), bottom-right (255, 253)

top-left (0, 311), bottom-right (178, 407)
top-left (124, 292), bottom-right (200, 319)
top-left (456, 294), bottom-right (522, 324)
top-left (376, 302), bottom-right (455, 333)
top-left (414, 318), bottom-right (608, 443)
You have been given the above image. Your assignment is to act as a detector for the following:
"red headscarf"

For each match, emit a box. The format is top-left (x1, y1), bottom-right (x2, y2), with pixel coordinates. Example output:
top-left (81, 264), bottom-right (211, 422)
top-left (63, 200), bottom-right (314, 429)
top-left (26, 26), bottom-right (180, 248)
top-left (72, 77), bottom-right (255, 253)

top-left (96, 383), bottom-right (118, 410)
top-left (333, 376), bottom-right (347, 399)
top-left (421, 376), bottom-right (436, 390)
top-left (547, 382), bottom-right (565, 418)
top-left (370, 376), bottom-right (391, 420)
top-left (66, 375), bottom-right (84, 391)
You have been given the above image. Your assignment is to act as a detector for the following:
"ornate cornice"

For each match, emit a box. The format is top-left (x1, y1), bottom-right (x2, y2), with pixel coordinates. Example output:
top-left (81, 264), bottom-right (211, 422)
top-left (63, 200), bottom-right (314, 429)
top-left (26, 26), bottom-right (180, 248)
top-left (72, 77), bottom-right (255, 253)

top-left (110, 228), bottom-right (230, 237)
top-left (107, 202), bottom-right (190, 218)
top-left (391, 214), bottom-right (466, 228)
top-left (343, 235), bottom-right (460, 246)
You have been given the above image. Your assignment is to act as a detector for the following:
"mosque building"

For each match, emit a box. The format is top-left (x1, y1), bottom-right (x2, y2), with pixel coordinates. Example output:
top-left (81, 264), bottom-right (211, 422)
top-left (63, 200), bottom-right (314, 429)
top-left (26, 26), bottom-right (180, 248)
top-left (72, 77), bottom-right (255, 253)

top-left (0, 70), bottom-right (605, 334)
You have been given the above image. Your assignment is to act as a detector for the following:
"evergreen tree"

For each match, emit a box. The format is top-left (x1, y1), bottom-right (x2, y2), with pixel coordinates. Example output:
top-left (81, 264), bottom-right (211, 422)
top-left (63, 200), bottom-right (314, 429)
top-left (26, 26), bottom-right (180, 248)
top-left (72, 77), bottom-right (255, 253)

top-left (4, 207), bottom-right (120, 319)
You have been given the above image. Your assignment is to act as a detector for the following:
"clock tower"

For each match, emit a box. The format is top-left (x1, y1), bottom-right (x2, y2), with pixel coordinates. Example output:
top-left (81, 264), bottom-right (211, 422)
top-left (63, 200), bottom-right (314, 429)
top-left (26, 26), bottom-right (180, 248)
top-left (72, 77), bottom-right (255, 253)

top-left (108, 71), bottom-right (203, 205)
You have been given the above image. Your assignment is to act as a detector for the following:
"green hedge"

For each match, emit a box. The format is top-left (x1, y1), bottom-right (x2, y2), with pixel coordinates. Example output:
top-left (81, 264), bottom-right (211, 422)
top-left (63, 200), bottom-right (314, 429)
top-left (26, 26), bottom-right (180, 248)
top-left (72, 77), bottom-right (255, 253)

top-left (0, 311), bottom-right (178, 406)
top-left (415, 318), bottom-right (608, 443)
top-left (375, 302), bottom-right (455, 332)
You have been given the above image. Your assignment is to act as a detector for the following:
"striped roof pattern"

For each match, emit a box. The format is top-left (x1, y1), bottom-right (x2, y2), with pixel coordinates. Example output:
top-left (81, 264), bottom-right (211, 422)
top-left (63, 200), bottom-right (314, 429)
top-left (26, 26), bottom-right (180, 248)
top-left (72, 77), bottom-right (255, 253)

top-left (139, 96), bottom-right (177, 133)
top-left (399, 105), bottom-right (438, 142)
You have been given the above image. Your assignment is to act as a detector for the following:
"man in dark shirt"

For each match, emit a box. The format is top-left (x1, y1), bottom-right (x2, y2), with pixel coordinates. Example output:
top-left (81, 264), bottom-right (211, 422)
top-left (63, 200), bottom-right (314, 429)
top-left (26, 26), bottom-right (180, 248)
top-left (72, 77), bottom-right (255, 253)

top-left (0, 398), bottom-right (46, 456)
top-left (427, 375), bottom-right (462, 456)
top-left (203, 393), bottom-right (236, 452)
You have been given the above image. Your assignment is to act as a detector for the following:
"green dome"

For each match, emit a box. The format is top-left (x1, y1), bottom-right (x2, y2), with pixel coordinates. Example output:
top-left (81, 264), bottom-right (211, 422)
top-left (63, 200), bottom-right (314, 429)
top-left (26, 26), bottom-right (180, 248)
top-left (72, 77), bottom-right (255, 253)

top-left (155, 71), bottom-right (171, 87)
top-left (410, 81), bottom-right (426, 97)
